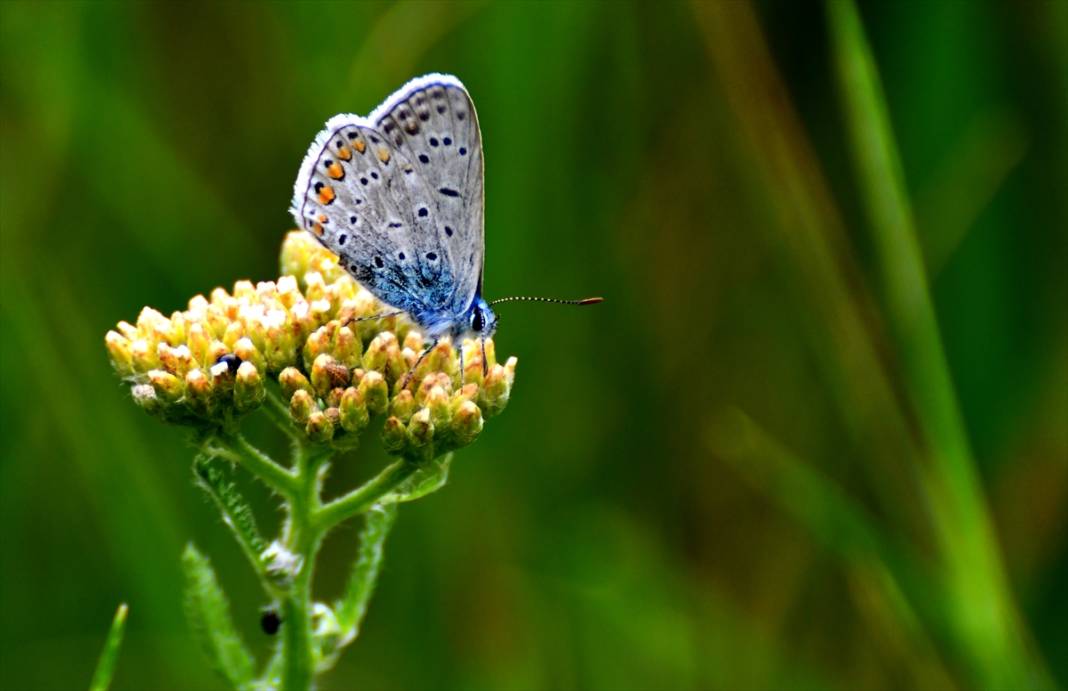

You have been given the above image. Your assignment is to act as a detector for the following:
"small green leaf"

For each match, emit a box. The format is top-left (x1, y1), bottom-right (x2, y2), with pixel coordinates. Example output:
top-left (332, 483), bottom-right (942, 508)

top-left (182, 543), bottom-right (255, 688)
top-left (193, 453), bottom-right (268, 580)
top-left (335, 503), bottom-right (398, 638)
top-left (378, 452), bottom-right (452, 504)
top-left (89, 602), bottom-right (128, 691)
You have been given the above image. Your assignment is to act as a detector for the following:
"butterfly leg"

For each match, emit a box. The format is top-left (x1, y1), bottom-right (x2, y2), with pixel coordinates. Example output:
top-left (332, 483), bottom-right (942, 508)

top-left (340, 309), bottom-right (406, 329)
top-left (480, 336), bottom-right (488, 377)
top-left (457, 340), bottom-right (465, 386)
top-left (399, 338), bottom-right (438, 390)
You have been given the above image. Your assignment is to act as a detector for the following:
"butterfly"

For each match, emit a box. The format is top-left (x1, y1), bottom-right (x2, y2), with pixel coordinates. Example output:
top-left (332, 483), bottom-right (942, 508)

top-left (290, 73), bottom-right (600, 381)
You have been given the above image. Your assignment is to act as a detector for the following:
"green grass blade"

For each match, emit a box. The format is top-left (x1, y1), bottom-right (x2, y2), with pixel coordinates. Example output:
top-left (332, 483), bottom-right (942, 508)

top-left (182, 544), bottom-right (255, 688)
top-left (827, 2), bottom-right (1051, 687)
top-left (88, 603), bottom-right (128, 691)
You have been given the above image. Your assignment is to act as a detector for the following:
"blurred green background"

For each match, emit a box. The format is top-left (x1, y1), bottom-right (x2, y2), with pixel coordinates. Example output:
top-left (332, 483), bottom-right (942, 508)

top-left (2, 1), bottom-right (1065, 689)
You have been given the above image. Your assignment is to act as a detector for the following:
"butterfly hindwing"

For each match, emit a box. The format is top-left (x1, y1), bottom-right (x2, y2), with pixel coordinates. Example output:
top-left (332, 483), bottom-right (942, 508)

top-left (370, 74), bottom-right (485, 316)
top-left (291, 119), bottom-right (455, 321)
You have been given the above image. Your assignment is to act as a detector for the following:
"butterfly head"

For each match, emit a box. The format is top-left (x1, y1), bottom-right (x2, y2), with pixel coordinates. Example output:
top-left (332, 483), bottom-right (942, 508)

top-left (467, 296), bottom-right (499, 338)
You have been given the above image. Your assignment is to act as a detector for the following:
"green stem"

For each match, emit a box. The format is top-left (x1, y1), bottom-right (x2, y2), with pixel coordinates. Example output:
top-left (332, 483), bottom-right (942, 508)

top-left (209, 433), bottom-right (297, 498)
top-left (280, 444), bottom-right (325, 690)
top-left (313, 460), bottom-right (419, 534)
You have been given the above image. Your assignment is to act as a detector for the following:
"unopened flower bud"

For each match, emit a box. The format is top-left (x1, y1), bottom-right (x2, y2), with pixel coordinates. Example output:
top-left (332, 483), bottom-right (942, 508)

top-left (382, 416), bottom-right (407, 453)
top-left (311, 354), bottom-right (350, 395)
top-left (131, 383), bottom-right (160, 414)
top-left (452, 400), bottom-right (483, 447)
top-left (426, 385), bottom-right (450, 427)
top-left (408, 408), bottom-right (434, 449)
top-left (234, 361), bottom-right (265, 412)
top-left (339, 387), bottom-right (369, 433)
top-left (185, 368), bottom-right (215, 414)
top-left (130, 339), bottom-right (157, 372)
top-left (105, 331), bottom-right (134, 377)
top-left (389, 389), bottom-right (416, 423)
top-left (333, 325), bottom-right (362, 368)
top-left (480, 361), bottom-right (515, 418)
top-left (233, 336), bottom-right (267, 374)
top-left (148, 369), bottom-right (184, 403)
top-left (362, 332), bottom-right (406, 384)
top-left (306, 410), bottom-right (334, 442)
top-left (357, 370), bottom-right (388, 415)
top-left (279, 367), bottom-right (313, 400)
top-left (290, 389), bottom-right (316, 425)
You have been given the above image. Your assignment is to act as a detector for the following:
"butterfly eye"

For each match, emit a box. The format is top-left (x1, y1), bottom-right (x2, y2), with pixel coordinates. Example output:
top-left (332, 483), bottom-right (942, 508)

top-left (471, 309), bottom-right (485, 332)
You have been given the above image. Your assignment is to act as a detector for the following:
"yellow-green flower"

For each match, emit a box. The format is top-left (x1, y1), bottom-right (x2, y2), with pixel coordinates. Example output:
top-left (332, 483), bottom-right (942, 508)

top-left (105, 231), bottom-right (516, 458)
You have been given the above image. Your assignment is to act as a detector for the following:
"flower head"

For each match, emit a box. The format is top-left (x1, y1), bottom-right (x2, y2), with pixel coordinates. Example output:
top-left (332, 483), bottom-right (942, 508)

top-left (105, 231), bottom-right (515, 458)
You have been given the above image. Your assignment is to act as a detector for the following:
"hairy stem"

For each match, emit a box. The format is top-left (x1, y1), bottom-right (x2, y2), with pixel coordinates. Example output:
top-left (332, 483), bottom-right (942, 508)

top-left (313, 460), bottom-right (419, 534)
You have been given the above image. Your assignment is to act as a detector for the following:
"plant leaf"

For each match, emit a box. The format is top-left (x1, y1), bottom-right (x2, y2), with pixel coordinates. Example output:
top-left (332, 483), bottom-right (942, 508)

top-left (378, 452), bottom-right (452, 504)
top-left (193, 453), bottom-right (268, 580)
top-left (182, 543), bottom-right (255, 688)
top-left (335, 503), bottom-right (398, 637)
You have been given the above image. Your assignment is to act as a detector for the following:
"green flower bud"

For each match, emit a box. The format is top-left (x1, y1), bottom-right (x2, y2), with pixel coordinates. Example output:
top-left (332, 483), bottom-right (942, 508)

top-left (381, 416), bottom-right (407, 453)
top-left (290, 389), bottom-right (316, 425)
top-left (233, 337), bottom-right (267, 374)
top-left (187, 323), bottom-right (211, 367)
top-left (426, 385), bottom-right (451, 428)
top-left (279, 367), bottom-right (313, 400)
top-left (234, 361), bottom-right (265, 412)
top-left (324, 387), bottom-right (345, 410)
top-left (306, 409), bottom-right (335, 442)
top-left (148, 369), bottom-right (184, 404)
top-left (116, 320), bottom-right (138, 340)
top-left (452, 400), bottom-right (484, 448)
top-left (157, 343), bottom-right (194, 377)
top-left (358, 370), bottom-right (388, 416)
top-left (407, 408), bottom-right (434, 449)
top-left (362, 332), bottom-right (406, 386)
top-left (339, 387), bottom-right (369, 433)
top-left (130, 338), bottom-right (157, 372)
top-left (480, 358), bottom-right (517, 418)
top-left (389, 389), bottom-right (416, 423)
top-left (311, 354), bottom-right (350, 395)
top-left (105, 330), bottom-right (134, 377)
top-left (333, 324), bottom-right (362, 369)
top-left (185, 368), bottom-right (216, 415)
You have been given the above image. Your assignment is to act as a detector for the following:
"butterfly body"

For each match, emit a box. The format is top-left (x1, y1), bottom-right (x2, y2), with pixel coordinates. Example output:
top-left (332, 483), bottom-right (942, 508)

top-left (291, 73), bottom-right (494, 341)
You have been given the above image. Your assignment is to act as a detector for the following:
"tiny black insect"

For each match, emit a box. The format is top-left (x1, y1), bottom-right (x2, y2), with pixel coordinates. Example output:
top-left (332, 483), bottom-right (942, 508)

top-left (215, 353), bottom-right (242, 375)
top-left (260, 609), bottom-right (281, 635)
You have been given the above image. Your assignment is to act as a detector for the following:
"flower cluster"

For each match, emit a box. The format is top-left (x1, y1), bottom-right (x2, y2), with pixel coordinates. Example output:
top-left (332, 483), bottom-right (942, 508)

top-left (105, 231), bottom-right (516, 458)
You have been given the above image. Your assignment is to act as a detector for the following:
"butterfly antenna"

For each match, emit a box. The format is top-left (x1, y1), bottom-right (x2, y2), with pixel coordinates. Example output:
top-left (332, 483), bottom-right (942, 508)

top-left (489, 296), bottom-right (604, 306)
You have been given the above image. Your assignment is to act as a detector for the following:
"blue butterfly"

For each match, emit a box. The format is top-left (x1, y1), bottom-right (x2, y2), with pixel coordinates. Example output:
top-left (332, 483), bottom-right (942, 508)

top-left (291, 74), bottom-right (600, 379)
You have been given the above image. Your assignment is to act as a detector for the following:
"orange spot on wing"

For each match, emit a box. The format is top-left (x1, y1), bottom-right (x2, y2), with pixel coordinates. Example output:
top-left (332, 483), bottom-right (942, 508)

top-left (312, 223), bottom-right (324, 237)
top-left (327, 162), bottom-right (344, 179)
top-left (318, 186), bottom-right (336, 204)
top-left (353, 139), bottom-right (366, 154)
top-left (337, 146), bottom-right (351, 160)
top-left (377, 147), bottom-right (390, 163)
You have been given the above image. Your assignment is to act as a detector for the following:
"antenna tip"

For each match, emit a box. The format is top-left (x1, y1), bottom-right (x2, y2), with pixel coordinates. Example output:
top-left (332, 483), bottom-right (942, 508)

top-left (578, 297), bottom-right (604, 305)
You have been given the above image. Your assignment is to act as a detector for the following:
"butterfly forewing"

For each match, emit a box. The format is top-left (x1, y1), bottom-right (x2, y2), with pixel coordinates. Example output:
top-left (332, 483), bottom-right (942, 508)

top-left (370, 75), bottom-right (485, 316)
top-left (291, 75), bottom-right (485, 332)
